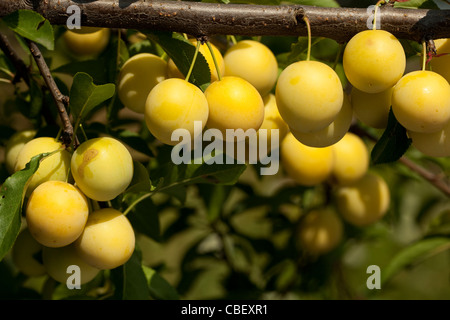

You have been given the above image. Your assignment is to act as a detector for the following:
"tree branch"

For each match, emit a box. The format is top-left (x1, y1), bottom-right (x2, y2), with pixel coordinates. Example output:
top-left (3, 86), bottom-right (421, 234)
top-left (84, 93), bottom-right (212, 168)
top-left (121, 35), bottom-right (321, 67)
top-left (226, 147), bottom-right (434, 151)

top-left (0, 0), bottom-right (449, 43)
top-left (0, 33), bottom-right (30, 85)
top-left (398, 157), bottom-right (450, 197)
top-left (350, 124), bottom-right (450, 198)
top-left (27, 40), bottom-right (74, 148)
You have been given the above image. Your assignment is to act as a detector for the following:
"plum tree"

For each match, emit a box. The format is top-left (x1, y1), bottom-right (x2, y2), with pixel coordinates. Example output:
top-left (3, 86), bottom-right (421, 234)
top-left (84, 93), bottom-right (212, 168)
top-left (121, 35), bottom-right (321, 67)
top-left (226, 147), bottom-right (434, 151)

top-left (144, 78), bottom-right (209, 146)
top-left (14, 137), bottom-right (71, 196)
top-left (12, 228), bottom-right (46, 277)
top-left (118, 53), bottom-right (168, 114)
top-left (204, 76), bottom-right (264, 139)
top-left (71, 137), bottom-right (134, 201)
top-left (297, 208), bottom-right (344, 255)
top-left (330, 132), bottom-right (369, 186)
top-left (223, 40), bottom-right (278, 96)
top-left (74, 208), bottom-right (135, 270)
top-left (335, 172), bottom-right (390, 227)
top-left (281, 132), bottom-right (334, 186)
top-left (343, 29), bottom-right (406, 93)
top-left (289, 95), bottom-right (353, 148)
top-left (25, 180), bottom-right (89, 248)
top-left (1, 0), bottom-right (450, 302)
top-left (42, 244), bottom-right (100, 285)
top-left (391, 70), bottom-right (450, 133)
top-left (276, 60), bottom-right (344, 133)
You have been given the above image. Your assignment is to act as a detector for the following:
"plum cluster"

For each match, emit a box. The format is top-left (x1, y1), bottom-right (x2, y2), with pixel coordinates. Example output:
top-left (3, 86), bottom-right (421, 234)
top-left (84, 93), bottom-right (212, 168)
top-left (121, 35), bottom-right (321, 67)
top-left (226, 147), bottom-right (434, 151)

top-left (345, 31), bottom-right (450, 158)
top-left (113, 30), bottom-right (449, 257)
top-left (117, 39), bottom-right (280, 147)
top-left (8, 134), bottom-right (135, 284)
top-left (9, 26), bottom-right (447, 271)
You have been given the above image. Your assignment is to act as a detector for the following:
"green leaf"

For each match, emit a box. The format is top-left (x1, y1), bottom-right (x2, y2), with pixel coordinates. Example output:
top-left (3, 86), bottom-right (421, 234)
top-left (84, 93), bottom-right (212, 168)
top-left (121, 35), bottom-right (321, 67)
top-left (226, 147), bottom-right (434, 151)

top-left (128, 39), bottom-right (154, 57)
top-left (199, 184), bottom-right (233, 222)
top-left (110, 250), bottom-right (151, 300)
top-left (0, 153), bottom-right (48, 261)
top-left (113, 129), bottom-right (154, 158)
top-left (394, 0), bottom-right (439, 8)
top-left (53, 59), bottom-right (110, 85)
top-left (0, 50), bottom-right (14, 77)
top-left (146, 141), bottom-right (247, 204)
top-left (371, 108), bottom-right (412, 165)
top-left (142, 265), bottom-right (180, 300)
top-left (154, 161), bottom-right (246, 205)
top-left (29, 78), bottom-right (44, 120)
top-left (69, 72), bottom-right (115, 126)
top-left (154, 159), bottom-right (247, 197)
top-left (381, 237), bottom-right (450, 286)
top-left (126, 196), bottom-right (161, 242)
top-left (287, 37), bottom-right (324, 64)
top-left (2, 10), bottom-right (54, 50)
top-left (122, 162), bottom-right (161, 241)
top-left (146, 31), bottom-right (211, 89)
top-left (101, 36), bottom-right (130, 85)
top-left (125, 161), bottom-right (152, 195)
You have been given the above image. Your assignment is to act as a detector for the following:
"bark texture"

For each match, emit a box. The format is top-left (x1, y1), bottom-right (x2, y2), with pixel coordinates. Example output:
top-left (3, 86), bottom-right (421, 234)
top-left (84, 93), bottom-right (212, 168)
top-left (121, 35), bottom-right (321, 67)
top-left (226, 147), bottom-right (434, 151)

top-left (0, 0), bottom-right (449, 42)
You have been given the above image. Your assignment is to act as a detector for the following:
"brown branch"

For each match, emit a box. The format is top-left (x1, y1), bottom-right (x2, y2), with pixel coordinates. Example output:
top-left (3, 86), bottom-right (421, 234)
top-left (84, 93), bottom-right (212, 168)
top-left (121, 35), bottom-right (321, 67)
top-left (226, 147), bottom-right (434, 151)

top-left (0, 31), bottom-right (60, 128)
top-left (398, 157), bottom-right (450, 197)
top-left (0, 0), bottom-right (449, 43)
top-left (350, 124), bottom-right (450, 198)
top-left (0, 33), bottom-right (30, 85)
top-left (27, 40), bottom-right (74, 148)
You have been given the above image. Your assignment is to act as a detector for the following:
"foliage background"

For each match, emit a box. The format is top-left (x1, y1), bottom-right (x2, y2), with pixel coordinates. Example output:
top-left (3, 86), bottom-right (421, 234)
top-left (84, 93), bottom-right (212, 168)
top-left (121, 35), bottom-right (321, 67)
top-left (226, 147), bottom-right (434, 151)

top-left (0, 0), bottom-right (449, 300)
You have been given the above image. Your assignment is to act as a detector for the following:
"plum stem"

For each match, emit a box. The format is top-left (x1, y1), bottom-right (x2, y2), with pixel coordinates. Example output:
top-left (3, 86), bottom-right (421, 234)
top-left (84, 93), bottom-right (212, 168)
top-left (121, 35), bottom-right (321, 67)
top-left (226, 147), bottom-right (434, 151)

top-left (185, 39), bottom-right (201, 83)
top-left (303, 16), bottom-right (311, 61)
top-left (422, 40), bottom-right (427, 71)
top-left (206, 41), bottom-right (222, 81)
